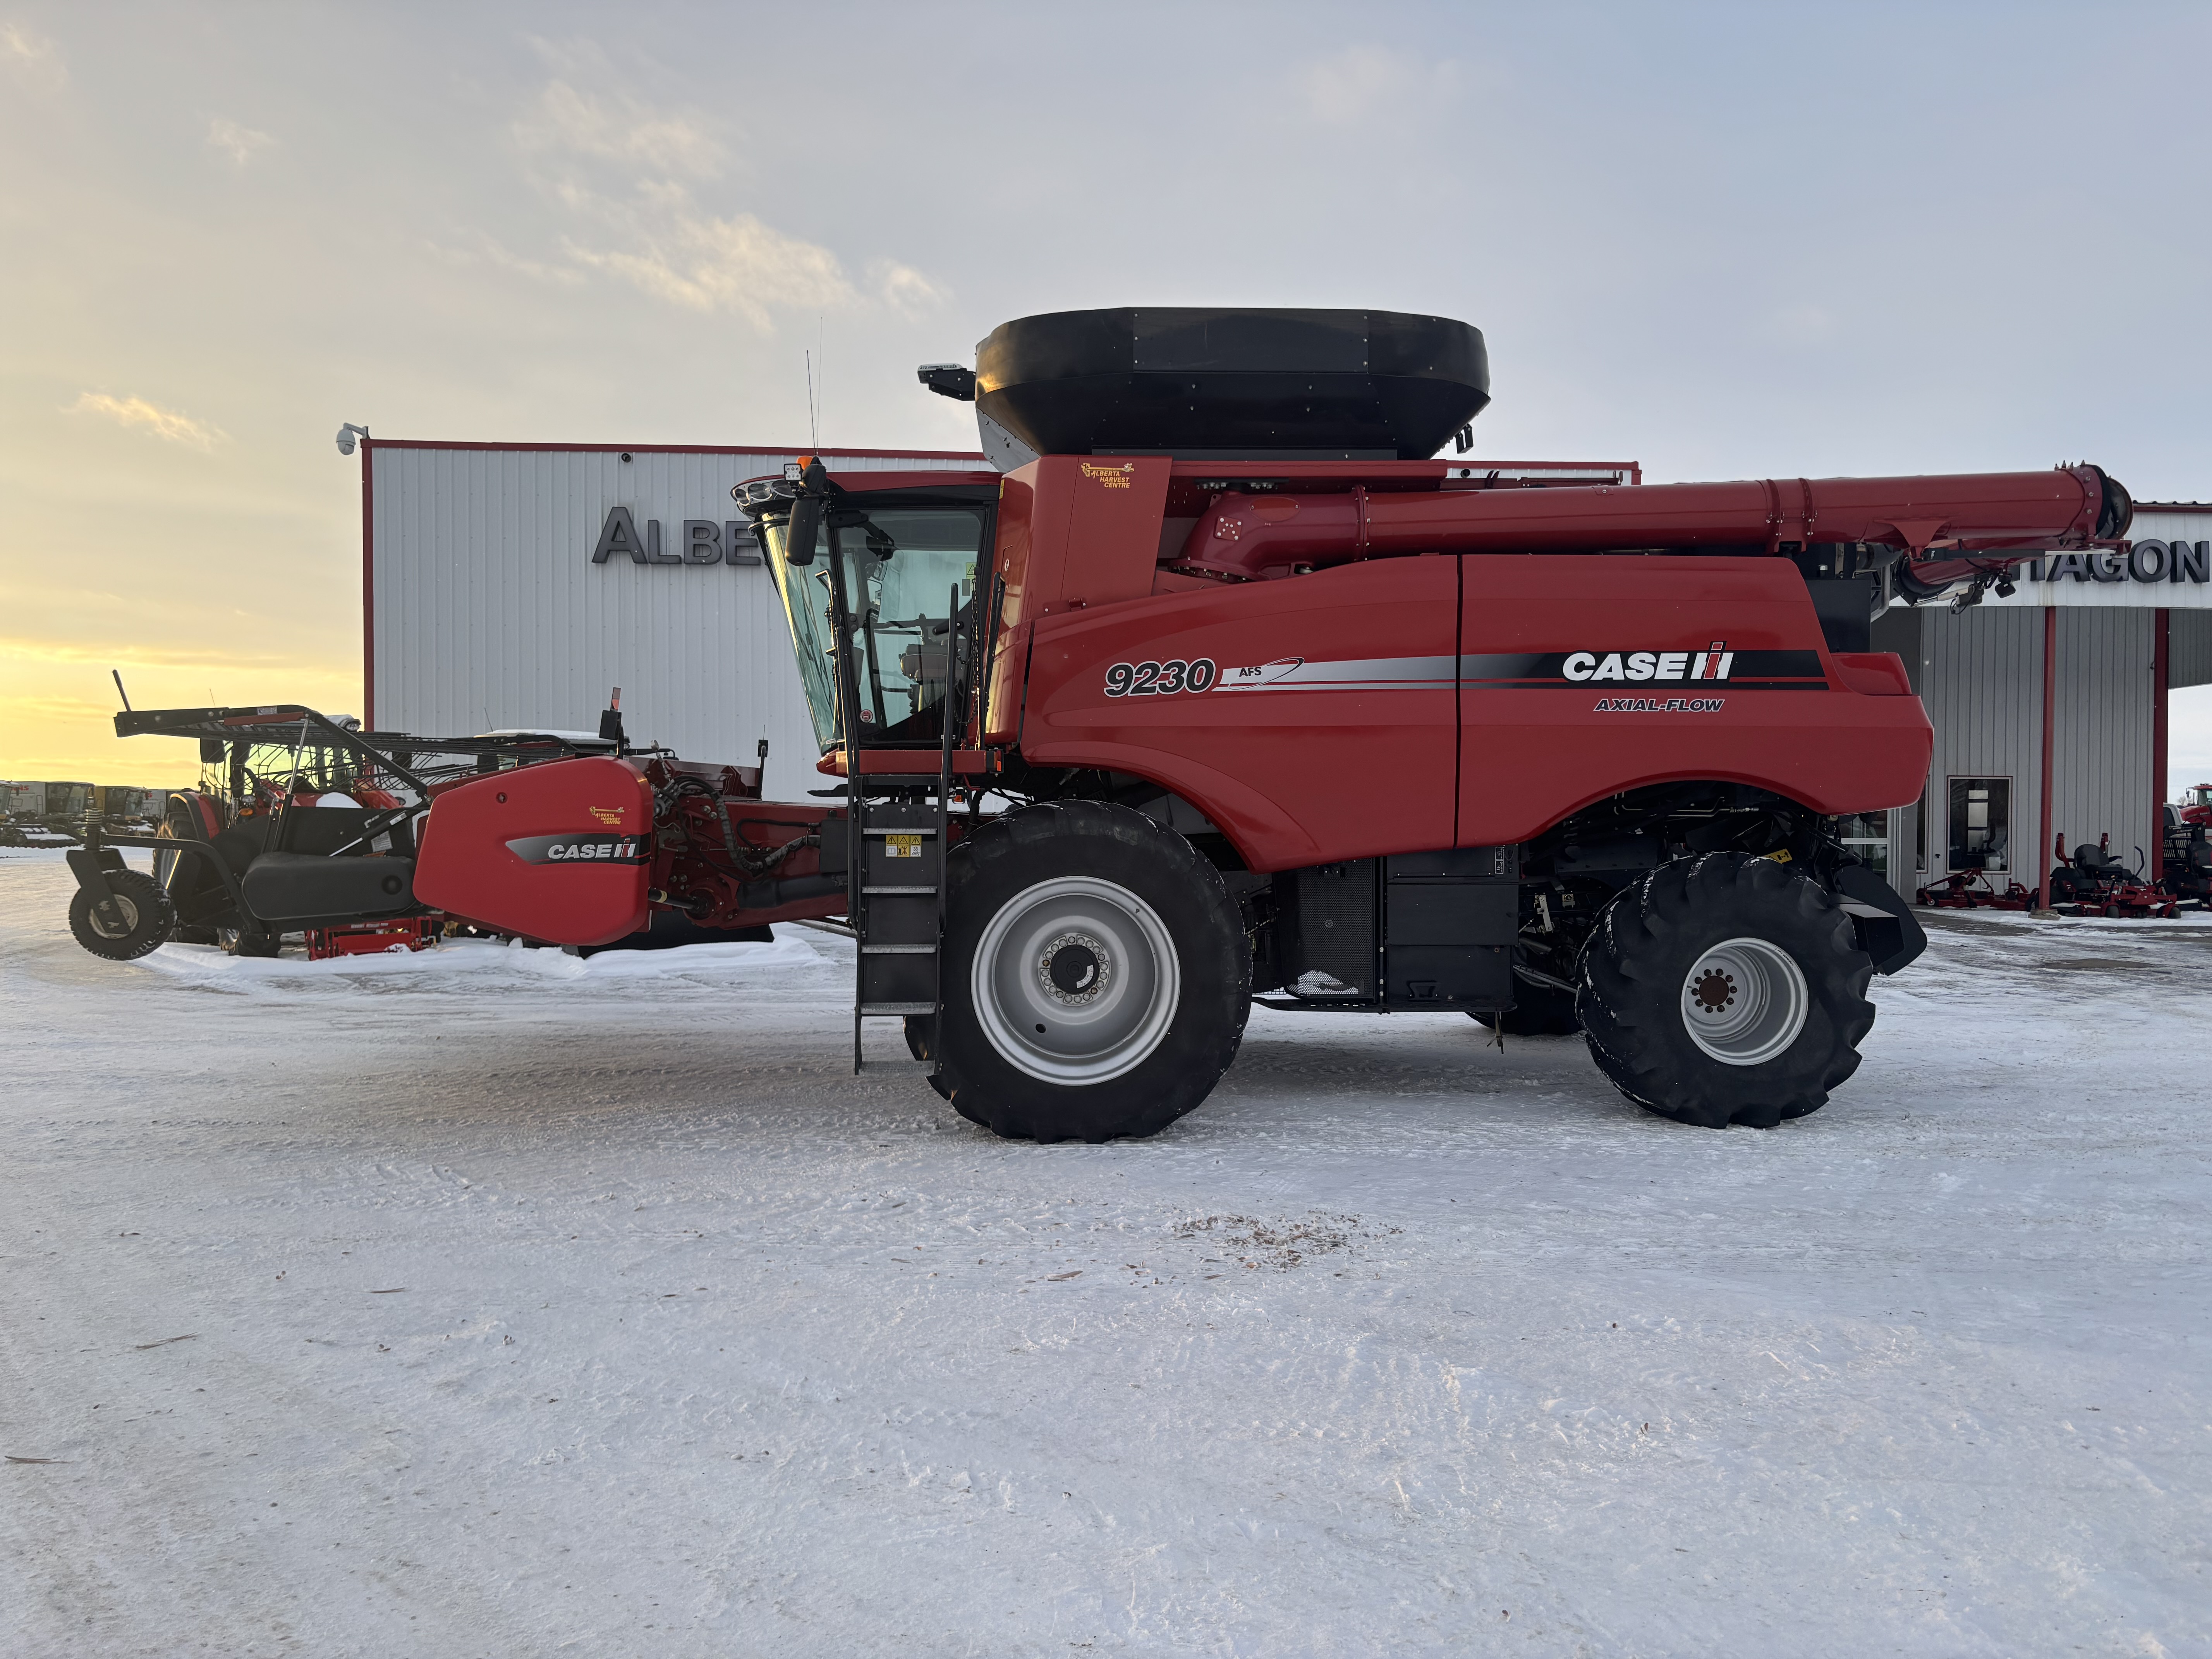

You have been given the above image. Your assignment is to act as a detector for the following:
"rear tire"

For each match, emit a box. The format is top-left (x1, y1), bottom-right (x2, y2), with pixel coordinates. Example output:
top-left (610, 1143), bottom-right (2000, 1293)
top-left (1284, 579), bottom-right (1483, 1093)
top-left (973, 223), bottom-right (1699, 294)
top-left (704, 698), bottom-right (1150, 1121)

top-left (1577, 853), bottom-right (1874, 1128)
top-left (934, 801), bottom-right (1248, 1142)
top-left (68, 870), bottom-right (175, 961)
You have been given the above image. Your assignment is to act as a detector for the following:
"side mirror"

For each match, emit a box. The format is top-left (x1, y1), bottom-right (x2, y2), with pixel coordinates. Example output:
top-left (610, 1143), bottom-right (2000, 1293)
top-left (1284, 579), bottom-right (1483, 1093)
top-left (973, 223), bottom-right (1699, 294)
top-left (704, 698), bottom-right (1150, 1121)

top-left (200, 738), bottom-right (225, 764)
top-left (784, 498), bottom-right (821, 566)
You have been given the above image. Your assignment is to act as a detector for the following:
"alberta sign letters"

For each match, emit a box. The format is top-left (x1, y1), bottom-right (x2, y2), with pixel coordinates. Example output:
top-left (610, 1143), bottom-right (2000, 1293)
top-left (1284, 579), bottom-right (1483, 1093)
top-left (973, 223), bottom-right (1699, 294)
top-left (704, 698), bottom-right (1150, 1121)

top-left (591, 506), bottom-right (762, 568)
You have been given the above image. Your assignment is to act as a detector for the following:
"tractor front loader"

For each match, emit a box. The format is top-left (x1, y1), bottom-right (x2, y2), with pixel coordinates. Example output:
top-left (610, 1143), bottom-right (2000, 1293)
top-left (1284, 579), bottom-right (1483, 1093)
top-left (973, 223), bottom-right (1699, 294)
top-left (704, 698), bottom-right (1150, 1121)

top-left (394, 307), bottom-right (2130, 1140)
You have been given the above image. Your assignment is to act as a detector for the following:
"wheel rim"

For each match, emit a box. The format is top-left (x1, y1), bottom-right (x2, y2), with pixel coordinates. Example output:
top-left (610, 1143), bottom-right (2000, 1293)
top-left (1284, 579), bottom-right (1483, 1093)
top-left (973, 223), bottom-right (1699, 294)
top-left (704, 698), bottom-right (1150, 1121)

top-left (1679, 936), bottom-right (1808, 1066)
top-left (970, 875), bottom-right (1180, 1084)
top-left (88, 892), bottom-right (141, 939)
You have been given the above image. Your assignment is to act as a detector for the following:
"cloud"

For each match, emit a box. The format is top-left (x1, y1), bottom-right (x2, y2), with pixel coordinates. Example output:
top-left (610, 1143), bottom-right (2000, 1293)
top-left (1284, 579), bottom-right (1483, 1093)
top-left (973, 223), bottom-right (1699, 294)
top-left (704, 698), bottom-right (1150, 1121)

top-left (424, 233), bottom-right (589, 287)
top-left (563, 192), bottom-right (858, 328)
top-left (2, 20), bottom-right (65, 89)
top-left (68, 393), bottom-right (228, 451)
top-left (514, 78), bottom-right (725, 179)
top-left (206, 117), bottom-right (276, 166)
top-left (507, 70), bottom-right (939, 329)
top-left (1298, 47), bottom-right (1449, 126)
top-left (873, 260), bottom-right (949, 316)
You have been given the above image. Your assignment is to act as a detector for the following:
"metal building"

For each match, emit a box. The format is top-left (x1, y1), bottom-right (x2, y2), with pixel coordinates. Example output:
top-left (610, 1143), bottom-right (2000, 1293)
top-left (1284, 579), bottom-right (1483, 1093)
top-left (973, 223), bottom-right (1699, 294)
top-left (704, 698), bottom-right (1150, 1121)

top-left (1872, 502), bottom-right (2212, 897)
top-left (360, 441), bottom-right (984, 802)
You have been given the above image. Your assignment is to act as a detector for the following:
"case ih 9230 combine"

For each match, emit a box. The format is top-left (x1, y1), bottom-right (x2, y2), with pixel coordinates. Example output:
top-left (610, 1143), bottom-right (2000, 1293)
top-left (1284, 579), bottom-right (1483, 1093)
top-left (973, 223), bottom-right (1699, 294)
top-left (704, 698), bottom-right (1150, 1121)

top-left (71, 309), bottom-right (2134, 1140)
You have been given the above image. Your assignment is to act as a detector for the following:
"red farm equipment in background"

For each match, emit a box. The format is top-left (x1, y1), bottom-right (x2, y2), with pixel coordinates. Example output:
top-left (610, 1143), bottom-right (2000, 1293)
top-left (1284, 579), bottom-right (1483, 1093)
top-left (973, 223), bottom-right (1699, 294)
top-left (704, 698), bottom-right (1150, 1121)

top-left (2048, 833), bottom-right (2179, 918)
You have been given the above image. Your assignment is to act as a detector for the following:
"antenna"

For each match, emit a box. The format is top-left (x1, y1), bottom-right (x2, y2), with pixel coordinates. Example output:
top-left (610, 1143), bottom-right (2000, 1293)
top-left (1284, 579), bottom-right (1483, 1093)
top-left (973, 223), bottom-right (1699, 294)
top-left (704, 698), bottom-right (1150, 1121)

top-left (111, 668), bottom-right (132, 711)
top-left (805, 350), bottom-right (819, 452)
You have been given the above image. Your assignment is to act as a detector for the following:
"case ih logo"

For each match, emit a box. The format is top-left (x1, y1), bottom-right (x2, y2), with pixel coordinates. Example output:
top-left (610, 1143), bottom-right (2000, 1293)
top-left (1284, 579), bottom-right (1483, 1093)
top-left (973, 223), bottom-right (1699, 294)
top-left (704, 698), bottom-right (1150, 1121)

top-left (505, 834), bottom-right (651, 866)
top-left (1079, 462), bottom-right (1137, 489)
top-left (1564, 642), bottom-right (1735, 682)
top-left (1462, 645), bottom-right (1828, 692)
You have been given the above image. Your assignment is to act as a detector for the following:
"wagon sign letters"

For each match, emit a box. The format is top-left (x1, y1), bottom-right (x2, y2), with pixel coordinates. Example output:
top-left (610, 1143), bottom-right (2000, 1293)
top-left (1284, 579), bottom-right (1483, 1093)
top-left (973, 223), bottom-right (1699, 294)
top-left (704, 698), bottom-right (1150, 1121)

top-left (2024, 540), bottom-right (2209, 586)
top-left (591, 505), bottom-right (763, 568)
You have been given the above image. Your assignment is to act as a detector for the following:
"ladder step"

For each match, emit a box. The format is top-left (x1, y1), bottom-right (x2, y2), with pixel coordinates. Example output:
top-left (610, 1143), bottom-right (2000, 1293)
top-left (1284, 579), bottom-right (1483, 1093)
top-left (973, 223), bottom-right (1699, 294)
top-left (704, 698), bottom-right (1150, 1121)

top-left (862, 826), bottom-right (939, 837)
top-left (862, 884), bottom-right (936, 895)
top-left (859, 1001), bottom-right (937, 1016)
top-left (858, 1057), bottom-right (934, 1075)
top-left (860, 943), bottom-right (936, 955)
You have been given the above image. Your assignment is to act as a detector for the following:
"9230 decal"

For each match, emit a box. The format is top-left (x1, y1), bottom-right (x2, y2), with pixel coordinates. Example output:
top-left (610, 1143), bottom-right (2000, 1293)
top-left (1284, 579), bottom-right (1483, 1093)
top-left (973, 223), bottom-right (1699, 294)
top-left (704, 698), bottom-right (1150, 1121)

top-left (1103, 657), bottom-right (1219, 697)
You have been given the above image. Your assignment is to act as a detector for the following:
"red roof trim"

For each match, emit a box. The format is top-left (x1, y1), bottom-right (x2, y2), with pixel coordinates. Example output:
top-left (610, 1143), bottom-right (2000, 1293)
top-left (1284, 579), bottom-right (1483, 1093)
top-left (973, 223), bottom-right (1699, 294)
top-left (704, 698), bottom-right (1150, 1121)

top-left (366, 440), bottom-right (988, 459)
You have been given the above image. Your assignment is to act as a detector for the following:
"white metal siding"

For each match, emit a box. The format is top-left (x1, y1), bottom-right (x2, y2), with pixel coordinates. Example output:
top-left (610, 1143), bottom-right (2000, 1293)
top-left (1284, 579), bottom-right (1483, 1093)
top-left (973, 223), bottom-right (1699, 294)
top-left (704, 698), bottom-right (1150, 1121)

top-left (2052, 608), bottom-right (2155, 866)
top-left (369, 446), bottom-right (982, 802)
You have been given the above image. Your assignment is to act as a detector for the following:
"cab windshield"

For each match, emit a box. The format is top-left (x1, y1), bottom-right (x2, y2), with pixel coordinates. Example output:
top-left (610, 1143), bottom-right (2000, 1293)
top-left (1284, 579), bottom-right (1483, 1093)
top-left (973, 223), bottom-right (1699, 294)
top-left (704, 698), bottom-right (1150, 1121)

top-left (762, 500), bottom-right (989, 751)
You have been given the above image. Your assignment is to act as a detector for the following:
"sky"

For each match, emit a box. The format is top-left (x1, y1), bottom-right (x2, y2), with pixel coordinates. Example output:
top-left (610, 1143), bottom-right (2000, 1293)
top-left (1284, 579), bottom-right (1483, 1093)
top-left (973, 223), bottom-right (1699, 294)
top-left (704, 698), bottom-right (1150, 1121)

top-left (3, 0), bottom-right (2211, 787)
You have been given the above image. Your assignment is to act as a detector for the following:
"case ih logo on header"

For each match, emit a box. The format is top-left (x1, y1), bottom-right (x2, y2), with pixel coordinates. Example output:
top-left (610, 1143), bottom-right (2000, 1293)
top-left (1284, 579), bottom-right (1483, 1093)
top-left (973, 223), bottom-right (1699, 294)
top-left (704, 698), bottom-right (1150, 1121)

top-left (505, 833), bottom-right (651, 866)
top-left (591, 505), bottom-right (763, 568)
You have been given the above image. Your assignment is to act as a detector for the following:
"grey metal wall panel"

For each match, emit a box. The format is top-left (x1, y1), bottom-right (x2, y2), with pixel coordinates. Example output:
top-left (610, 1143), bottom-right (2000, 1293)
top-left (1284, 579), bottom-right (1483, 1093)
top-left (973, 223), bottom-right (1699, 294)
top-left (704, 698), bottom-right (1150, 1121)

top-left (2052, 608), bottom-right (2155, 867)
top-left (1918, 606), bottom-right (2042, 883)
top-left (369, 446), bottom-right (984, 804)
top-left (2171, 610), bottom-right (2212, 691)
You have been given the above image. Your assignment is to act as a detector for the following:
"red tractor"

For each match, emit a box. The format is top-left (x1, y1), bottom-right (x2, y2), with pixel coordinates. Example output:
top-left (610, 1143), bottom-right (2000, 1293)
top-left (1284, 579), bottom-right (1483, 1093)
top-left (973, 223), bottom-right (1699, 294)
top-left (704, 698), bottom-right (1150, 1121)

top-left (98, 309), bottom-right (2138, 1139)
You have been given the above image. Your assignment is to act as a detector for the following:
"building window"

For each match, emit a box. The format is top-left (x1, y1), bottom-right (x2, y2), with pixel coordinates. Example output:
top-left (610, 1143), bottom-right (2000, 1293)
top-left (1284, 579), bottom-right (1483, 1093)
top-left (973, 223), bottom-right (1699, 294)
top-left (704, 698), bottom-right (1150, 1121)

top-left (1913, 784), bottom-right (1928, 873)
top-left (1947, 776), bottom-right (2011, 871)
top-left (1836, 811), bottom-right (1889, 877)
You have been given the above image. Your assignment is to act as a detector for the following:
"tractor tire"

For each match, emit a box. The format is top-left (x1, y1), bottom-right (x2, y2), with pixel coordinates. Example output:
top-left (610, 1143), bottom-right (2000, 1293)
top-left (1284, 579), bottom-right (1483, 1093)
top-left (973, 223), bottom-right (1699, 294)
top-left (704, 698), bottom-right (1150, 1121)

top-left (220, 926), bottom-right (282, 958)
top-left (1576, 853), bottom-right (1874, 1129)
top-left (68, 869), bottom-right (175, 961)
top-left (1470, 978), bottom-right (1580, 1036)
top-left (933, 800), bottom-right (1249, 1142)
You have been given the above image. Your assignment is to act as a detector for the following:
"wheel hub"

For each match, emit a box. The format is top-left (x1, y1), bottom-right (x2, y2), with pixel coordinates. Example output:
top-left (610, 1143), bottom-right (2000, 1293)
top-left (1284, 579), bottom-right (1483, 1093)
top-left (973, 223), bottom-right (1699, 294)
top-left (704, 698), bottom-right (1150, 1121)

top-left (1692, 969), bottom-right (1735, 1013)
top-left (1679, 937), bottom-right (1808, 1067)
top-left (89, 894), bottom-right (140, 938)
top-left (1039, 933), bottom-right (1110, 1005)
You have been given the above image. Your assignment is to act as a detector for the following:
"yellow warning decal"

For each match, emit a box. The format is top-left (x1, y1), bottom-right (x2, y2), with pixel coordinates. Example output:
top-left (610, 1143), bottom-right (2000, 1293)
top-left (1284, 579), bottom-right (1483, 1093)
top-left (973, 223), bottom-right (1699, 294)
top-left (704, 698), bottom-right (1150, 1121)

top-left (885, 833), bottom-right (923, 859)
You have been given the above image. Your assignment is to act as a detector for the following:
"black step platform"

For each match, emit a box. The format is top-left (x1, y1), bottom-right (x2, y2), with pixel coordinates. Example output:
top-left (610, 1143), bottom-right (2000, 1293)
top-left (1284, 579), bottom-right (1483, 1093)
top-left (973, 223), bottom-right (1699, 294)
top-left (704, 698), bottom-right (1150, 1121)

top-left (969, 308), bottom-right (1489, 462)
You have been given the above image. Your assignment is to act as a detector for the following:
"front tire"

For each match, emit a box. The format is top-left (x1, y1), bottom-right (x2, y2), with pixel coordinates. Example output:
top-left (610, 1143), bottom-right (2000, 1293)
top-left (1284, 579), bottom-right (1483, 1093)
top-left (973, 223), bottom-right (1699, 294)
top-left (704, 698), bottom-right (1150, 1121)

top-left (935, 801), bottom-right (1249, 1142)
top-left (1577, 853), bottom-right (1874, 1128)
top-left (69, 870), bottom-right (175, 961)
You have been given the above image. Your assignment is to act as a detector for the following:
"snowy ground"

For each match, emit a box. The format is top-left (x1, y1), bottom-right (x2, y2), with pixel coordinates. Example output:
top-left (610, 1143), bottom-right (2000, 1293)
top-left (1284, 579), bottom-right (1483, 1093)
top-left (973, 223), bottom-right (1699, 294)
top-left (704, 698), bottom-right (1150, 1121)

top-left (3, 849), bottom-right (2209, 1658)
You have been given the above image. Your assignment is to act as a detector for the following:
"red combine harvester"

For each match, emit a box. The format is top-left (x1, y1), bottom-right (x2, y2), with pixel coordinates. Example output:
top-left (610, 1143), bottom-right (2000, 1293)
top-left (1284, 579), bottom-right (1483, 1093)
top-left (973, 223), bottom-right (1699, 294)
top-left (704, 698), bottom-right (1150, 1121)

top-left (77, 309), bottom-right (2134, 1139)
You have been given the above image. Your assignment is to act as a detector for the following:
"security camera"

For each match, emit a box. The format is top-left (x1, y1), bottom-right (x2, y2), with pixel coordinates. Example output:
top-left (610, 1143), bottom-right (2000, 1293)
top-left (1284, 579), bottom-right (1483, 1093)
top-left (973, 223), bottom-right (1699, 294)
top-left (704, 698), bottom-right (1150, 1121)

top-left (336, 422), bottom-right (370, 456)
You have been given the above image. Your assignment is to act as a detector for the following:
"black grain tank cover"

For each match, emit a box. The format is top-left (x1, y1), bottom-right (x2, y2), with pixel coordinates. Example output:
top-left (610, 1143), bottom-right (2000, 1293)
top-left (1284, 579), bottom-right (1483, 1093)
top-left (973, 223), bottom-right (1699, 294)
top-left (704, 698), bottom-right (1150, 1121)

top-left (973, 308), bottom-right (1489, 462)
